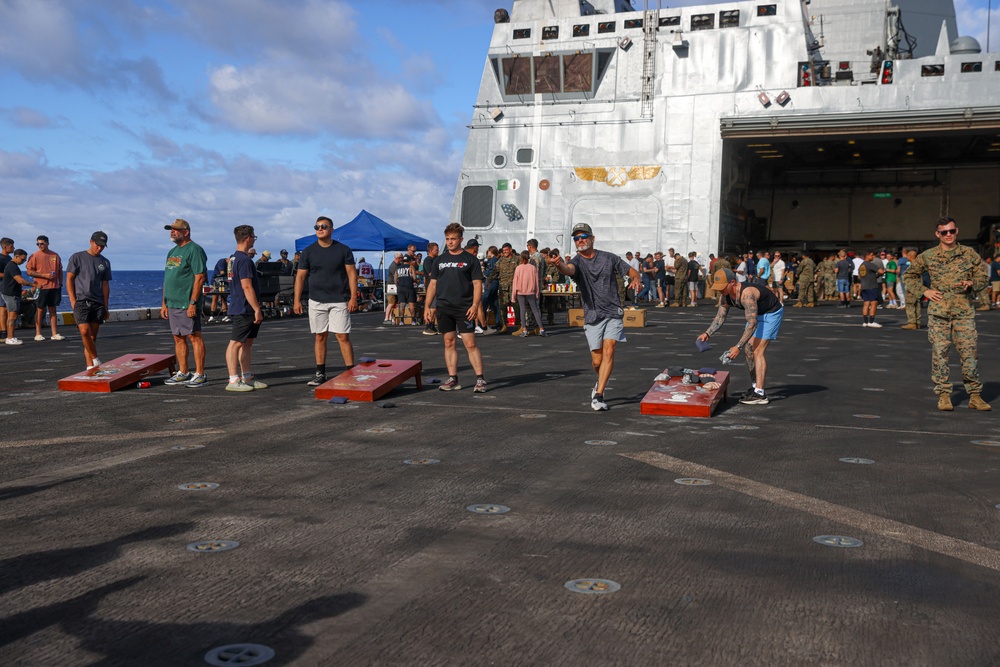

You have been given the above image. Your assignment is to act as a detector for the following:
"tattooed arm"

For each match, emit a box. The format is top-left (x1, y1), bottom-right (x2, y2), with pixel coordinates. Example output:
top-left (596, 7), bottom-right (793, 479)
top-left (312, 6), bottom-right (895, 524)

top-left (700, 301), bottom-right (730, 339)
top-left (735, 290), bottom-right (759, 350)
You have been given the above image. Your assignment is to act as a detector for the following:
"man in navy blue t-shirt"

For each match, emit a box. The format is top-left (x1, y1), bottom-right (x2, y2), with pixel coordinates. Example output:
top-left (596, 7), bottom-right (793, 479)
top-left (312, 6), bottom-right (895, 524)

top-left (225, 225), bottom-right (265, 392)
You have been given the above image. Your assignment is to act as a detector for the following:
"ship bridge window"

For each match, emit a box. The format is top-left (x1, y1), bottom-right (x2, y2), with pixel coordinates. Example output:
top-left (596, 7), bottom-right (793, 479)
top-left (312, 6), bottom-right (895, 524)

top-left (996, 61), bottom-right (1000, 71)
top-left (624, 18), bottom-right (644, 29)
top-left (494, 48), bottom-right (612, 99)
top-left (598, 21), bottom-right (616, 34)
top-left (461, 186), bottom-right (494, 229)
top-left (756, 4), bottom-right (777, 16)
top-left (543, 26), bottom-right (559, 40)
top-left (659, 16), bottom-right (681, 27)
top-left (961, 62), bottom-right (982, 72)
top-left (691, 14), bottom-right (715, 31)
top-left (513, 28), bottom-right (531, 39)
top-left (564, 52), bottom-right (594, 92)
top-left (502, 57), bottom-right (533, 95)
top-left (921, 64), bottom-right (945, 77)
top-left (720, 10), bottom-right (740, 28)
top-left (534, 55), bottom-right (561, 93)
top-left (516, 148), bottom-right (535, 164)
top-left (573, 24), bottom-right (590, 37)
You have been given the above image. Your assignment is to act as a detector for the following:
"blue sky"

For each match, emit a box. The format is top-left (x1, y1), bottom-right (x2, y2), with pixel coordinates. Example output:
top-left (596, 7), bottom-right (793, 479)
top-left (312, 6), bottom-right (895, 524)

top-left (1, 0), bottom-right (996, 269)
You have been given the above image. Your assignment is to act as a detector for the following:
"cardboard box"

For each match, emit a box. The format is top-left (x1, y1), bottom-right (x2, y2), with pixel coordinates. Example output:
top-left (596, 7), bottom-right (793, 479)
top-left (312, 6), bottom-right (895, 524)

top-left (623, 309), bottom-right (646, 327)
top-left (568, 308), bottom-right (585, 327)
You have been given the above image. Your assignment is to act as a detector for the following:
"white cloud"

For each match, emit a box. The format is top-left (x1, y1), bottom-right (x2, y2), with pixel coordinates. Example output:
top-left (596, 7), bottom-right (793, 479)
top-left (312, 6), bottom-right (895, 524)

top-left (0, 106), bottom-right (60, 129)
top-left (207, 64), bottom-right (437, 137)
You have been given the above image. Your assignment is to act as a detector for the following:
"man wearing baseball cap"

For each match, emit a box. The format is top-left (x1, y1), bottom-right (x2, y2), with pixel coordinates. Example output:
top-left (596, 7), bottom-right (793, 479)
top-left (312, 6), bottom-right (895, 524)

top-left (161, 218), bottom-right (209, 387)
top-left (548, 223), bottom-right (641, 411)
top-left (696, 267), bottom-right (784, 405)
top-left (65, 231), bottom-right (112, 369)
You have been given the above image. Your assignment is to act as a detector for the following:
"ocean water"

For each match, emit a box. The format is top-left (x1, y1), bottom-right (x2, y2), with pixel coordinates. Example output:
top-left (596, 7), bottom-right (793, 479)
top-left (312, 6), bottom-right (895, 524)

top-left (58, 271), bottom-right (166, 310)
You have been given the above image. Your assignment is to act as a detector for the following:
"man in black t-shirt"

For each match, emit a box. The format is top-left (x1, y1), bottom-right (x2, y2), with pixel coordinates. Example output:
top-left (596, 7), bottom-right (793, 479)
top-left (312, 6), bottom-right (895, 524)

top-left (3, 249), bottom-right (34, 346)
top-left (294, 216), bottom-right (358, 386)
top-left (421, 243), bottom-right (441, 335)
top-left (425, 222), bottom-right (486, 393)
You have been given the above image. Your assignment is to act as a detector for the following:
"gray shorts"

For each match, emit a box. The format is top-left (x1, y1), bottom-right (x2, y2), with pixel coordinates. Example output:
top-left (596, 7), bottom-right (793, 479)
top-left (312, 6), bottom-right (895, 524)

top-left (2, 294), bottom-right (20, 312)
top-left (583, 317), bottom-right (625, 351)
top-left (168, 308), bottom-right (202, 337)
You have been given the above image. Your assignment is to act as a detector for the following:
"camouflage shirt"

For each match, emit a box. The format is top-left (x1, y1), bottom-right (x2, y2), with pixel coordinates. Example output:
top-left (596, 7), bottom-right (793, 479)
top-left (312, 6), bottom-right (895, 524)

top-left (673, 253), bottom-right (688, 281)
top-left (904, 243), bottom-right (986, 318)
top-left (496, 255), bottom-right (519, 288)
top-left (797, 256), bottom-right (816, 278)
top-left (818, 259), bottom-right (834, 275)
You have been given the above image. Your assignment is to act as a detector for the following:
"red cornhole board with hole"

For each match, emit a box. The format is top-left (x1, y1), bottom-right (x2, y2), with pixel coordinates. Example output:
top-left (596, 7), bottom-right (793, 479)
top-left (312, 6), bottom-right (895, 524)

top-left (640, 370), bottom-right (730, 418)
top-left (58, 354), bottom-right (177, 393)
top-left (314, 359), bottom-right (423, 402)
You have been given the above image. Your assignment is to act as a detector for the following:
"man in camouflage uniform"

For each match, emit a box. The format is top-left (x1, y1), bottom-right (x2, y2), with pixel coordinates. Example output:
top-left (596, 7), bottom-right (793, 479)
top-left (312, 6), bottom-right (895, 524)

top-left (901, 247), bottom-right (923, 329)
top-left (672, 250), bottom-right (688, 307)
top-left (817, 254), bottom-right (835, 299)
top-left (495, 243), bottom-right (520, 334)
top-left (903, 217), bottom-right (991, 411)
top-left (792, 254), bottom-right (816, 307)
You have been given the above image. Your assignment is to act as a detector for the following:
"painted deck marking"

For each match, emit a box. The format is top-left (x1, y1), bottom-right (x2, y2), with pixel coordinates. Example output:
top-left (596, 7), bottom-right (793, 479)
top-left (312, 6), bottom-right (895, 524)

top-left (623, 451), bottom-right (1000, 573)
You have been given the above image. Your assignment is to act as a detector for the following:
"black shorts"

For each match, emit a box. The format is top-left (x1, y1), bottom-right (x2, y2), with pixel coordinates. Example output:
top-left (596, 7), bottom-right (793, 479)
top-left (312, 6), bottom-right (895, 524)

top-left (397, 285), bottom-right (416, 304)
top-left (230, 314), bottom-right (261, 342)
top-left (36, 288), bottom-right (62, 309)
top-left (74, 300), bottom-right (105, 324)
top-left (436, 308), bottom-right (476, 336)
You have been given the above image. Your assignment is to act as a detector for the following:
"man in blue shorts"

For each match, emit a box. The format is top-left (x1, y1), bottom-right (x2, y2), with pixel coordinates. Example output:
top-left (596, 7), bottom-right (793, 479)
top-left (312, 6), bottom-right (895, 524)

top-left (697, 267), bottom-right (784, 405)
top-left (548, 223), bottom-right (641, 411)
top-left (858, 250), bottom-right (885, 328)
top-left (834, 249), bottom-right (853, 308)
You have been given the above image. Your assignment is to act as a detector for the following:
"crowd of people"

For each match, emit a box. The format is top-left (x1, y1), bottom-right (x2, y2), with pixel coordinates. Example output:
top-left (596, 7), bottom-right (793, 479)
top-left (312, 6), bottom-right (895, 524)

top-left (1, 215), bottom-right (993, 412)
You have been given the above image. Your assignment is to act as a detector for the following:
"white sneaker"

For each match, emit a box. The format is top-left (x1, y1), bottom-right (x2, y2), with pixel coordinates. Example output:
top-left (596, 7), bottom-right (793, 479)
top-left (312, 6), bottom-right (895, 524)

top-left (868, 321), bottom-right (882, 328)
top-left (591, 394), bottom-right (609, 411)
top-left (5, 337), bottom-right (23, 345)
top-left (51, 333), bottom-right (65, 341)
top-left (475, 326), bottom-right (484, 334)
top-left (861, 322), bottom-right (869, 327)
top-left (34, 335), bottom-right (45, 341)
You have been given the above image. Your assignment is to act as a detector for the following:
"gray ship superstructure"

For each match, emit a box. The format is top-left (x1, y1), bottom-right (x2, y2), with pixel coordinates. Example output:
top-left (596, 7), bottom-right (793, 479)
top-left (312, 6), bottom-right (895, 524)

top-left (451, 0), bottom-right (999, 257)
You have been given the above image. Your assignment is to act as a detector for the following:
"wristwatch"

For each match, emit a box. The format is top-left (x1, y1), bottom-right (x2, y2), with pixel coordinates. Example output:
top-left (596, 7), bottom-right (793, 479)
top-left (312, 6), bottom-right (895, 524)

top-left (189, 299), bottom-right (198, 306)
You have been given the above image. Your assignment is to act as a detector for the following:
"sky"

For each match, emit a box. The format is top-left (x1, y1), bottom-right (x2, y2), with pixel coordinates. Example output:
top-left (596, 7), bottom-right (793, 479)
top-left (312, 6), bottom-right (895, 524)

top-left (1, 0), bottom-right (997, 269)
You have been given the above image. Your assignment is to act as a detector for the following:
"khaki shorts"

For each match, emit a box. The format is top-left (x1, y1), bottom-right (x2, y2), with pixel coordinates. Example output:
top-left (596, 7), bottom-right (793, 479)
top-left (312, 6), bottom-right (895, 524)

top-left (309, 300), bottom-right (351, 334)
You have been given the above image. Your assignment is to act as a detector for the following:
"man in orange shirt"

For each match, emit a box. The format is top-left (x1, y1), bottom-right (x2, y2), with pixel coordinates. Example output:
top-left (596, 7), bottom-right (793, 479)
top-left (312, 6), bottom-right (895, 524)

top-left (25, 235), bottom-right (65, 341)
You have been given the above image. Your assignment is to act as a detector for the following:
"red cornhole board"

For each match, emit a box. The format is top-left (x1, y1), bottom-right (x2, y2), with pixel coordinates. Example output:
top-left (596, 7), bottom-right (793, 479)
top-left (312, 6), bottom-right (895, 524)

top-left (58, 354), bottom-right (177, 393)
top-left (640, 370), bottom-right (730, 418)
top-left (314, 359), bottom-right (422, 402)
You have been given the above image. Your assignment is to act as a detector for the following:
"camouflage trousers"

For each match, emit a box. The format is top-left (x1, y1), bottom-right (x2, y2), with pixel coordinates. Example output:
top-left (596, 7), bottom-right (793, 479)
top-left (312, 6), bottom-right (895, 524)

top-left (928, 314), bottom-right (982, 395)
top-left (798, 276), bottom-right (816, 304)
top-left (905, 297), bottom-right (922, 326)
top-left (673, 277), bottom-right (688, 306)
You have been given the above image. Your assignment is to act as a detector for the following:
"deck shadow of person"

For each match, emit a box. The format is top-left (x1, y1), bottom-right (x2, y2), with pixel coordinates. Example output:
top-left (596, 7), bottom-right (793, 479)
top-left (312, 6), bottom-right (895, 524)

top-left (0, 475), bottom-right (91, 502)
top-left (0, 523), bottom-right (193, 596)
top-left (1, 577), bottom-right (366, 665)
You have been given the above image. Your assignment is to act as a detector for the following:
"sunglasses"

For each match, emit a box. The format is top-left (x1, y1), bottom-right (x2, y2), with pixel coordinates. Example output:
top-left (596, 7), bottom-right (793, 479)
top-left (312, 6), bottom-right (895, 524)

top-left (572, 234), bottom-right (591, 241)
top-left (938, 228), bottom-right (958, 235)
top-left (36, 242), bottom-right (46, 246)
top-left (314, 224), bottom-right (331, 231)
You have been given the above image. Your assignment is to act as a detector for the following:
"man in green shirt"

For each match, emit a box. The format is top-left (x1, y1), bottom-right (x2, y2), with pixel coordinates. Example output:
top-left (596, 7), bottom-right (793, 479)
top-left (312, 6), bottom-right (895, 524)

top-left (160, 218), bottom-right (209, 386)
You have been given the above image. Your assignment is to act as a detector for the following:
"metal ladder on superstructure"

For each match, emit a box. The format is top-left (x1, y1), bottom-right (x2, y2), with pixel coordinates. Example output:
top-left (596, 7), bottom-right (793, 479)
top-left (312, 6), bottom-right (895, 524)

top-left (641, 2), bottom-right (659, 118)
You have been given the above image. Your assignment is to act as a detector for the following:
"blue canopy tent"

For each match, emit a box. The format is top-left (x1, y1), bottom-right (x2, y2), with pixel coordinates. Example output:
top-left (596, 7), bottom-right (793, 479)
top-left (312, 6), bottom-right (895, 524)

top-left (294, 210), bottom-right (430, 283)
top-left (294, 209), bottom-right (429, 253)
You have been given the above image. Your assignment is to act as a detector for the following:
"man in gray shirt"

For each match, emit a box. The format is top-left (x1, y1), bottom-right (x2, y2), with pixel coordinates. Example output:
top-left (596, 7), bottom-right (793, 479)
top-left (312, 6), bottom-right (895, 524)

top-left (548, 223), bottom-right (640, 411)
top-left (66, 231), bottom-right (112, 369)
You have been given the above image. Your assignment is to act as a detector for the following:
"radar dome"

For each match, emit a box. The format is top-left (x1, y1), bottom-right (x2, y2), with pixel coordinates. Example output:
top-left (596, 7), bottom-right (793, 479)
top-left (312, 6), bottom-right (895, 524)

top-left (950, 36), bottom-right (981, 54)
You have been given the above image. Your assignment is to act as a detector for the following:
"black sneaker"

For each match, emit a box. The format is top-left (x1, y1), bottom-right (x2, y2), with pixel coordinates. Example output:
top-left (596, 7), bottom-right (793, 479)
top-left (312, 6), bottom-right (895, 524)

top-left (307, 372), bottom-right (327, 386)
top-left (739, 387), bottom-right (757, 400)
top-left (740, 391), bottom-right (769, 405)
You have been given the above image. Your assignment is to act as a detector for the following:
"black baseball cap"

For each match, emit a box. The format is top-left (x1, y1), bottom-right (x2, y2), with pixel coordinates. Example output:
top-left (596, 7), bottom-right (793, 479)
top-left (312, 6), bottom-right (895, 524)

top-left (91, 231), bottom-right (109, 246)
top-left (465, 239), bottom-right (480, 249)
